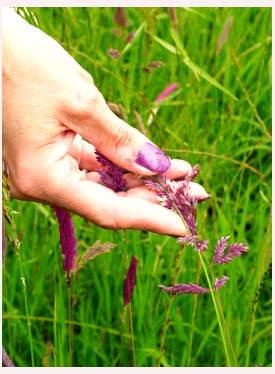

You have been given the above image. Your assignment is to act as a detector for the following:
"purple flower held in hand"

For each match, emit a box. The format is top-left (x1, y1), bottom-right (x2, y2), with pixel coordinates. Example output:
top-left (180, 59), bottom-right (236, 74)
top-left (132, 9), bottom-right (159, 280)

top-left (53, 207), bottom-right (78, 288)
top-left (108, 49), bottom-right (120, 59)
top-left (145, 167), bottom-right (199, 237)
top-left (155, 83), bottom-right (179, 103)
top-left (213, 236), bottom-right (248, 265)
top-left (178, 235), bottom-right (199, 247)
top-left (123, 256), bottom-right (138, 307)
top-left (95, 150), bottom-right (127, 192)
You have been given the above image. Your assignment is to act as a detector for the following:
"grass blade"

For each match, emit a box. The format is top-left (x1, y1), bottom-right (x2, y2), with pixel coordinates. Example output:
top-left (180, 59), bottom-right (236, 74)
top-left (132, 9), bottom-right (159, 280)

top-left (121, 22), bottom-right (146, 56)
top-left (170, 28), bottom-right (238, 100)
top-left (148, 32), bottom-right (177, 54)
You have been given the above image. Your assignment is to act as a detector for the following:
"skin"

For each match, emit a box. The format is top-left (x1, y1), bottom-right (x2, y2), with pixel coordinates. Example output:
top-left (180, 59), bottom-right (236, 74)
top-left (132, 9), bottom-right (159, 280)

top-left (2, 9), bottom-right (209, 236)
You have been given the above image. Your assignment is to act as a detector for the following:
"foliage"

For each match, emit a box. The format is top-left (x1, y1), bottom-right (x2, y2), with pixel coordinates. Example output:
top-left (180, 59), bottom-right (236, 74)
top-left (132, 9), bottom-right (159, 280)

top-left (2, 7), bottom-right (271, 367)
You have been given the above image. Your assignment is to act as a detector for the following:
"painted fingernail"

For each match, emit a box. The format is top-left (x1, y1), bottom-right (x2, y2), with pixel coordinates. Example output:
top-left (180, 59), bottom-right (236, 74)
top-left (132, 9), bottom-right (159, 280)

top-left (197, 194), bottom-right (212, 203)
top-left (135, 142), bottom-right (171, 173)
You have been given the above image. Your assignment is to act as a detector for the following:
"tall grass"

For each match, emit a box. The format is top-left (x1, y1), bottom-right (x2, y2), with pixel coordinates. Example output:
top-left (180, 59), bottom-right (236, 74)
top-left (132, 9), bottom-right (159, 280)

top-left (2, 7), bottom-right (271, 367)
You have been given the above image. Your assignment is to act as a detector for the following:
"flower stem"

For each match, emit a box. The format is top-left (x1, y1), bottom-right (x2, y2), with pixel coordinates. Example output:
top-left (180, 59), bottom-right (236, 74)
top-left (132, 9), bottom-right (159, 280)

top-left (2, 178), bottom-right (35, 366)
top-left (187, 256), bottom-right (201, 367)
top-left (199, 252), bottom-right (231, 367)
top-left (68, 287), bottom-right (72, 367)
top-left (156, 244), bottom-right (184, 367)
top-left (156, 175), bottom-right (232, 366)
top-left (128, 302), bottom-right (136, 367)
top-left (53, 289), bottom-right (58, 367)
top-left (18, 254), bottom-right (35, 367)
top-left (205, 256), bottom-right (238, 366)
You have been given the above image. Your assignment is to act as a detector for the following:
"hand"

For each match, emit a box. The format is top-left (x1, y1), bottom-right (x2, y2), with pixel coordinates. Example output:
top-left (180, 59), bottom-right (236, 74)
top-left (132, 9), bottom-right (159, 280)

top-left (2, 9), bottom-right (209, 236)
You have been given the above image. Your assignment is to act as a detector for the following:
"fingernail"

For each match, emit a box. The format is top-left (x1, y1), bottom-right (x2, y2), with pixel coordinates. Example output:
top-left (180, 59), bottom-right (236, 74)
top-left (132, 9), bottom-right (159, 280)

top-left (197, 194), bottom-right (212, 203)
top-left (135, 142), bottom-right (171, 173)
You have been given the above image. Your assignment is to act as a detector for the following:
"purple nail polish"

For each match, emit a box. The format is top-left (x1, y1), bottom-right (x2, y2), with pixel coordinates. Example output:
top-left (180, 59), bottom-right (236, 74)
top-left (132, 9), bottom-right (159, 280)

top-left (135, 142), bottom-right (171, 173)
top-left (197, 194), bottom-right (212, 203)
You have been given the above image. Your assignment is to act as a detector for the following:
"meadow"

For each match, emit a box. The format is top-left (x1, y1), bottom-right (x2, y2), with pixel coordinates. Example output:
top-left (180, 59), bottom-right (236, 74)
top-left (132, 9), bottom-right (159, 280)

top-left (2, 7), bottom-right (272, 367)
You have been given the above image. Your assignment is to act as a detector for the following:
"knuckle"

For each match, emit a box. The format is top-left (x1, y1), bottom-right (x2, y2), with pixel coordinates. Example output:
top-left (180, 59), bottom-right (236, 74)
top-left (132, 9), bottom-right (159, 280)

top-left (63, 72), bottom-right (105, 122)
top-left (109, 123), bottom-right (137, 152)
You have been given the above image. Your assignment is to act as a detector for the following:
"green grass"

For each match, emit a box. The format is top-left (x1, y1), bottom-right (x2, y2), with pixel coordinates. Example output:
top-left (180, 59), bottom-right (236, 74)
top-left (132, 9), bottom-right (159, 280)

top-left (2, 7), bottom-right (272, 367)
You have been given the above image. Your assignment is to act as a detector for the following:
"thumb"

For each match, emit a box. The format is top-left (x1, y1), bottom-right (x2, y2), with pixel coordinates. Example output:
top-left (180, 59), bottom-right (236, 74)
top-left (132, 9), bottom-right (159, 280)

top-left (62, 82), bottom-right (171, 175)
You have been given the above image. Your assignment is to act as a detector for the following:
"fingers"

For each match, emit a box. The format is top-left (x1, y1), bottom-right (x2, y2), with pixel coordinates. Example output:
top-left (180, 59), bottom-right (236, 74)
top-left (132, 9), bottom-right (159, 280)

top-left (166, 159), bottom-right (192, 179)
top-left (67, 136), bottom-right (101, 171)
top-left (49, 171), bottom-right (188, 236)
top-left (66, 135), bottom-right (193, 189)
top-left (123, 159), bottom-right (193, 188)
top-left (118, 182), bottom-right (209, 204)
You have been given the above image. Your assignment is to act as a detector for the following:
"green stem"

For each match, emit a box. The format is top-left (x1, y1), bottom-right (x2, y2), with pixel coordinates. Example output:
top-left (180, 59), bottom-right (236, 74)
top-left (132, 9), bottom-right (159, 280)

top-left (53, 289), bottom-right (57, 367)
top-left (156, 293), bottom-right (174, 367)
top-left (156, 175), bottom-right (233, 366)
top-left (205, 257), bottom-right (238, 366)
top-left (3, 181), bottom-right (35, 366)
top-left (199, 252), bottom-right (231, 367)
top-left (128, 302), bottom-right (136, 367)
top-left (18, 254), bottom-right (35, 367)
top-left (3, 261), bottom-right (13, 363)
top-left (187, 256), bottom-right (201, 367)
top-left (156, 245), bottom-right (184, 367)
top-left (68, 287), bottom-right (72, 367)
top-left (215, 289), bottom-right (238, 366)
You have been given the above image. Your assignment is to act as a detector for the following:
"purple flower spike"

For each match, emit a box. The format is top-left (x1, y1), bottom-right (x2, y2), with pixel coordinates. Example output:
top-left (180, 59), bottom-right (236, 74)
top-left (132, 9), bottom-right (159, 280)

top-left (112, 28), bottom-right (121, 37)
top-left (126, 32), bottom-right (135, 43)
top-left (95, 150), bottom-right (127, 192)
top-left (2, 347), bottom-right (15, 367)
top-left (213, 236), bottom-right (230, 264)
top-left (123, 256), bottom-right (138, 307)
top-left (155, 83), bottom-right (179, 103)
top-left (170, 7), bottom-right (178, 32)
top-left (143, 67), bottom-right (151, 74)
top-left (159, 283), bottom-right (210, 295)
top-left (145, 171), bottom-right (198, 236)
top-left (213, 236), bottom-right (248, 265)
top-left (214, 276), bottom-right (230, 291)
top-left (195, 239), bottom-right (209, 252)
top-left (190, 164), bottom-right (200, 180)
top-left (178, 235), bottom-right (199, 247)
top-left (53, 207), bottom-right (78, 288)
top-left (114, 7), bottom-right (128, 27)
top-left (108, 49), bottom-right (120, 59)
top-left (150, 61), bottom-right (164, 68)
top-left (228, 243), bottom-right (248, 255)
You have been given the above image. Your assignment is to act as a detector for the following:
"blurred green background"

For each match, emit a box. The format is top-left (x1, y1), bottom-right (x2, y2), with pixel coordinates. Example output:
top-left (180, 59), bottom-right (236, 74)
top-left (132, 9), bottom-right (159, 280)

top-left (2, 7), bottom-right (272, 367)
